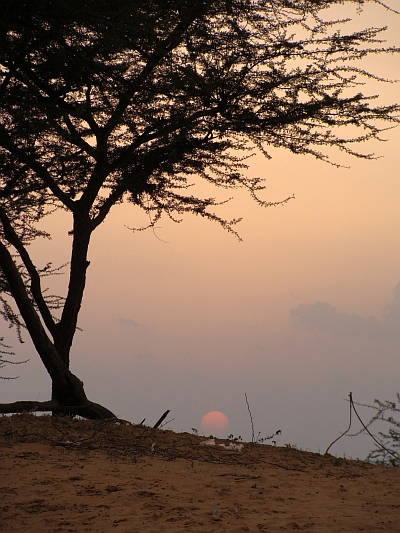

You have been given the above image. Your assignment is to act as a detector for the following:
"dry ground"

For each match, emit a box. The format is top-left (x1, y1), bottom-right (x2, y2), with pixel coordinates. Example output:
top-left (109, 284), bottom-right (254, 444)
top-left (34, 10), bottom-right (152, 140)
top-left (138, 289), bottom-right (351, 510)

top-left (0, 414), bottom-right (399, 532)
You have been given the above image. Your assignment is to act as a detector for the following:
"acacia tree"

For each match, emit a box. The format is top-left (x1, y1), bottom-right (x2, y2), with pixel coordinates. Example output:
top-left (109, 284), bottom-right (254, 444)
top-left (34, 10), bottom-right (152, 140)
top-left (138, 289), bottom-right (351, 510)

top-left (0, 0), bottom-right (399, 419)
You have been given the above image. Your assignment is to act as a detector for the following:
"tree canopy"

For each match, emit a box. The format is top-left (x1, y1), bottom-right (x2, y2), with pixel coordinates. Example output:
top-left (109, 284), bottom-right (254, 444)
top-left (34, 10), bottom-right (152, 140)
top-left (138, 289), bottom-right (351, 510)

top-left (0, 0), bottom-right (399, 418)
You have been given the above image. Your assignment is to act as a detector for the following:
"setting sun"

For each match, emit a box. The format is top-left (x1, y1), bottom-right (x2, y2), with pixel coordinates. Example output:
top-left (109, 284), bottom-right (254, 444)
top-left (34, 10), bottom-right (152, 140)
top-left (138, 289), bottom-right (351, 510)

top-left (200, 411), bottom-right (230, 436)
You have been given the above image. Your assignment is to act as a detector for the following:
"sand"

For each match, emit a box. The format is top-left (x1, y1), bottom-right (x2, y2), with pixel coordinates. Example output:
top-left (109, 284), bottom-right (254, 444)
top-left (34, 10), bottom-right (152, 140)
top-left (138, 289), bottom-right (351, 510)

top-left (0, 414), bottom-right (399, 532)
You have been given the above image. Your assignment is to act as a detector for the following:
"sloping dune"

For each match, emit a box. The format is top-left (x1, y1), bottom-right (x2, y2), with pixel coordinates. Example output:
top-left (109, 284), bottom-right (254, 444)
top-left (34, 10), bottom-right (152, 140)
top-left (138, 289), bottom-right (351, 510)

top-left (1, 414), bottom-right (399, 532)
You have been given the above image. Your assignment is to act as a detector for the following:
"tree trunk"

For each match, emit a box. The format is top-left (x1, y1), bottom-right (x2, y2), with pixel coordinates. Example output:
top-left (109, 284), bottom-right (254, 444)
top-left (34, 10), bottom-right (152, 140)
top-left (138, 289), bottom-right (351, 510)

top-left (0, 234), bottom-right (116, 419)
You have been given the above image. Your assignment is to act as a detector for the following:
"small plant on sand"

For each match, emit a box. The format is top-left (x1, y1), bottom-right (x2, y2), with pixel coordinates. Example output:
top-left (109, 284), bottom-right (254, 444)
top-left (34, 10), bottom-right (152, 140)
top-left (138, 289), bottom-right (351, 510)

top-left (245, 392), bottom-right (281, 445)
top-left (256, 430), bottom-right (282, 446)
top-left (227, 434), bottom-right (243, 442)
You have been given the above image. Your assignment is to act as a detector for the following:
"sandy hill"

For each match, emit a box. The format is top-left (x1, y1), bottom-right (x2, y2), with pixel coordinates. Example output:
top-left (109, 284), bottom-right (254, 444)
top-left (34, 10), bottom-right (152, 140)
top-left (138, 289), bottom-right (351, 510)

top-left (0, 414), bottom-right (399, 532)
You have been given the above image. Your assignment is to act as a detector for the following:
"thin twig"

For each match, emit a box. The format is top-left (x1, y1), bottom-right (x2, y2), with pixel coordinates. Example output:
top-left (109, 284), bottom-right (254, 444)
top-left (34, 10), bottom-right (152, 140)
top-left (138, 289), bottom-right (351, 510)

top-left (325, 392), bottom-right (353, 455)
top-left (245, 392), bottom-right (255, 443)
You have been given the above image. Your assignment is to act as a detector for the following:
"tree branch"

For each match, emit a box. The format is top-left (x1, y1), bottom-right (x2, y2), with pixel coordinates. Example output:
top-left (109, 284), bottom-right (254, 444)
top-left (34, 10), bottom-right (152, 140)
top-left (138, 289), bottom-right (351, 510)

top-left (0, 207), bottom-right (56, 336)
top-left (103, 3), bottom-right (208, 137)
top-left (0, 126), bottom-right (76, 211)
top-left (61, 114), bottom-right (98, 159)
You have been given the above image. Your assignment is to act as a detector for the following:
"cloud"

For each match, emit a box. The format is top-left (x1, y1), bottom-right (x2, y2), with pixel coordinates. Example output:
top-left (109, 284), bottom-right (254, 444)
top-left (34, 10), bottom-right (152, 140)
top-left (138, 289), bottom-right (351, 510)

top-left (118, 317), bottom-right (143, 328)
top-left (290, 282), bottom-right (400, 339)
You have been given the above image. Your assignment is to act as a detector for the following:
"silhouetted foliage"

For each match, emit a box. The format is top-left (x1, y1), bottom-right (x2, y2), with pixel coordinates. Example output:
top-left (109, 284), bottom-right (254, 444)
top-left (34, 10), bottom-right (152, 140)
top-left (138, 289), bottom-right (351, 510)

top-left (357, 395), bottom-right (400, 466)
top-left (0, 0), bottom-right (399, 418)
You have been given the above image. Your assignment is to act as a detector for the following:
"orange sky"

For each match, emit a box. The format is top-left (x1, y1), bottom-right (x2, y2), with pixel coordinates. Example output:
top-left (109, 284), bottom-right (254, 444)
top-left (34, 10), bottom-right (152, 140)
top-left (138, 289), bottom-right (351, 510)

top-left (2, 1), bottom-right (399, 459)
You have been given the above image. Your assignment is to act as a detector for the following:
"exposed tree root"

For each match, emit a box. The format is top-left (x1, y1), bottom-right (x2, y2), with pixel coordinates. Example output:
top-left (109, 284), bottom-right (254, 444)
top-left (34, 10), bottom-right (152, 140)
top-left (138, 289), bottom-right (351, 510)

top-left (0, 400), bottom-right (116, 420)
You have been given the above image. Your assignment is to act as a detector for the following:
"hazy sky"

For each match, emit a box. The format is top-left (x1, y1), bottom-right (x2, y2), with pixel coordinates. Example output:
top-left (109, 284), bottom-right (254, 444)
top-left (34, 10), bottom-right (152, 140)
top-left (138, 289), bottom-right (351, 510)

top-left (2, 2), bottom-right (399, 460)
